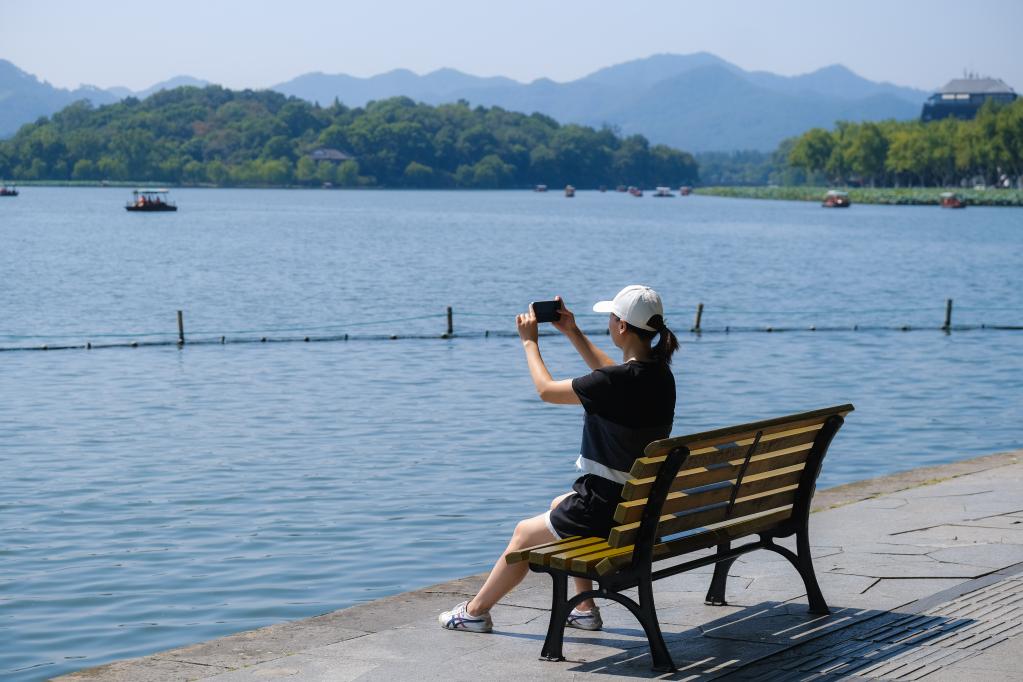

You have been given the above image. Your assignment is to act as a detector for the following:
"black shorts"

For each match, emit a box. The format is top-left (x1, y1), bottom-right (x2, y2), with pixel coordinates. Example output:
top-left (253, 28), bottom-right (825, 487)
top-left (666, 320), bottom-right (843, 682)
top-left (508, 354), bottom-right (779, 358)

top-left (547, 474), bottom-right (624, 539)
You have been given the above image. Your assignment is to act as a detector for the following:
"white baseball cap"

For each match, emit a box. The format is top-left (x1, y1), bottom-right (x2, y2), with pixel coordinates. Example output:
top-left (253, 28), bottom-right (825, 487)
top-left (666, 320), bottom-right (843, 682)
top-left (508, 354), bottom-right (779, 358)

top-left (593, 285), bottom-right (664, 332)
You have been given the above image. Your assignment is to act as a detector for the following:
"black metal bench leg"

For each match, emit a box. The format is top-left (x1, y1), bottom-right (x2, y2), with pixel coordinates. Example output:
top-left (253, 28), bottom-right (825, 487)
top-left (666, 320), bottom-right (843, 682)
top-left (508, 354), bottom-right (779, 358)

top-left (705, 542), bottom-right (735, 605)
top-left (796, 528), bottom-right (829, 615)
top-left (540, 572), bottom-right (570, 662)
top-left (637, 575), bottom-right (677, 672)
top-left (765, 532), bottom-right (830, 615)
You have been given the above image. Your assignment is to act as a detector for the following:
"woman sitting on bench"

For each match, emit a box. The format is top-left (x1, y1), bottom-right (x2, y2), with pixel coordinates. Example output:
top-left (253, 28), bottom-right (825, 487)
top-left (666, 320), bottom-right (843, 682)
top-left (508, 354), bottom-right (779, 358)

top-left (440, 285), bottom-right (679, 633)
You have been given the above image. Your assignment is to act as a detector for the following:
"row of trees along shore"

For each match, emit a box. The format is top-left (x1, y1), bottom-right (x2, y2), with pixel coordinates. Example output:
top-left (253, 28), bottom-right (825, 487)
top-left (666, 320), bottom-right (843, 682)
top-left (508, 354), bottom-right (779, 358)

top-left (0, 86), bottom-right (699, 189)
top-left (786, 99), bottom-right (1023, 188)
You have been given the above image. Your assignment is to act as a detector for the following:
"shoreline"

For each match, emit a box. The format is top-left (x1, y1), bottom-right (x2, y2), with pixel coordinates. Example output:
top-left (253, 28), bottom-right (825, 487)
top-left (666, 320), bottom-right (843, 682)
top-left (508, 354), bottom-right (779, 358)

top-left (695, 185), bottom-right (1023, 206)
top-left (57, 448), bottom-right (1022, 681)
top-left (7, 182), bottom-right (1023, 205)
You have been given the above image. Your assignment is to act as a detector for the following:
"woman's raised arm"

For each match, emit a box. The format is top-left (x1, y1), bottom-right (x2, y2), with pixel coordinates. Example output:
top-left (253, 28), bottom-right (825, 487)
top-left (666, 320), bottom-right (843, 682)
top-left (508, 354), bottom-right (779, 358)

top-left (552, 297), bottom-right (615, 370)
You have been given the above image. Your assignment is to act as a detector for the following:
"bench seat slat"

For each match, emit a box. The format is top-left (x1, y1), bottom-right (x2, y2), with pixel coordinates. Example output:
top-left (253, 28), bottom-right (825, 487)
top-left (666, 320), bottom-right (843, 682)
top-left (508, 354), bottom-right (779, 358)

top-left (506, 536), bottom-right (582, 565)
top-left (524, 536), bottom-right (608, 567)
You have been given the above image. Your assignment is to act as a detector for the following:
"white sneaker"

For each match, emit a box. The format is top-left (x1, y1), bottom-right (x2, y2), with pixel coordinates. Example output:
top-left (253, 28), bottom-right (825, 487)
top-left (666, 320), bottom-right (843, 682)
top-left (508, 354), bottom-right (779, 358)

top-left (438, 600), bottom-right (493, 633)
top-left (566, 605), bottom-right (602, 631)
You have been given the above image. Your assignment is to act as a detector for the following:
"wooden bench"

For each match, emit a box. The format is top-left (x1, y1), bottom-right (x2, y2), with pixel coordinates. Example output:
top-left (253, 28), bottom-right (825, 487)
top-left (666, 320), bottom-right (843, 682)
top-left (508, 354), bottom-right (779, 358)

top-left (507, 404), bottom-right (853, 672)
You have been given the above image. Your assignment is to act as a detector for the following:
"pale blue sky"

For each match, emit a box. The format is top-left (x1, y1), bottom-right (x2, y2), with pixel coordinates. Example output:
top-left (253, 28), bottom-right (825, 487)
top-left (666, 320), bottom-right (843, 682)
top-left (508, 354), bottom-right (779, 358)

top-left (3, 0), bottom-right (1021, 92)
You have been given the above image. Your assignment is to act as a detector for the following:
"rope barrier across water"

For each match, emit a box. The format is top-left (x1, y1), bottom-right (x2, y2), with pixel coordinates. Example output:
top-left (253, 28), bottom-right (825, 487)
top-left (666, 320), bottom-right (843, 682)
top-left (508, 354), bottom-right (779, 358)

top-left (0, 300), bottom-right (1020, 353)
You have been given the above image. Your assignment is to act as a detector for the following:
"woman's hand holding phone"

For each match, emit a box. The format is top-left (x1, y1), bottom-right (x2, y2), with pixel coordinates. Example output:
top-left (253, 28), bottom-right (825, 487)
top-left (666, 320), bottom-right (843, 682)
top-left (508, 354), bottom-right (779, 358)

top-left (517, 308), bottom-right (539, 343)
top-left (551, 296), bottom-right (578, 336)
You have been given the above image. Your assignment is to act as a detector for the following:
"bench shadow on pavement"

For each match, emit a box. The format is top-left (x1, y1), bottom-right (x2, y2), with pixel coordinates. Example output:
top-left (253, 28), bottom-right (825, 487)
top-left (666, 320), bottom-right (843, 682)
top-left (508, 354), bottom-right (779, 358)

top-left (493, 600), bottom-right (977, 680)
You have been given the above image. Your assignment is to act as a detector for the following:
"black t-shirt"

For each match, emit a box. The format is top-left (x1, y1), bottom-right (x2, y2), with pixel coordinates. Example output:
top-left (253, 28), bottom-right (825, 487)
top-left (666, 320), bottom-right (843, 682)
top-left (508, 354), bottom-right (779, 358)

top-left (570, 360), bottom-right (676, 483)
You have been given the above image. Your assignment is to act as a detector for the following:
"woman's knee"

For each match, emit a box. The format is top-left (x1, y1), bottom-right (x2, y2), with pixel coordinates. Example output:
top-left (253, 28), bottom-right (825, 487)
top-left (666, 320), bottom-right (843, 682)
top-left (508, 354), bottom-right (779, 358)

top-left (550, 491), bottom-right (572, 511)
top-left (508, 515), bottom-right (555, 550)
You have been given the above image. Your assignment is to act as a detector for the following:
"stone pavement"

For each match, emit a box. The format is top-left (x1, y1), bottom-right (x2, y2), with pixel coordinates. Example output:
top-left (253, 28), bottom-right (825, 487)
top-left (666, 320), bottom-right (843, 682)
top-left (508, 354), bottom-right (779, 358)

top-left (60, 450), bottom-right (1023, 681)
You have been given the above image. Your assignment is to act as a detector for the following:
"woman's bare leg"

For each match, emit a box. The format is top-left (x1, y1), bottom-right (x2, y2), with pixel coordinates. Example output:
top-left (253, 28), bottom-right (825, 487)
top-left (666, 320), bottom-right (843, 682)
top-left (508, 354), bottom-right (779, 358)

top-left (468, 513), bottom-right (555, 614)
top-left (466, 495), bottom-right (599, 616)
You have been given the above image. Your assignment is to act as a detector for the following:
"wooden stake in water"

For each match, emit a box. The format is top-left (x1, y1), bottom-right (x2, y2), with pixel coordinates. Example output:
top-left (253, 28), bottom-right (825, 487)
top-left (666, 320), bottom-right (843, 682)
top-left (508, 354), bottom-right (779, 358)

top-left (447, 307), bottom-right (453, 336)
top-left (943, 299), bottom-right (953, 332)
top-left (177, 310), bottom-right (185, 346)
top-left (693, 303), bottom-right (704, 333)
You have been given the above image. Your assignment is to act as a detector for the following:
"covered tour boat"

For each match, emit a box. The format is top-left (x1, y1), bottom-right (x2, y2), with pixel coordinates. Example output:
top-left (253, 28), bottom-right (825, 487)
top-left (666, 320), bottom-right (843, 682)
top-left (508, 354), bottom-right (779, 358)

top-left (939, 192), bottom-right (966, 209)
top-left (534, 184), bottom-right (548, 192)
top-left (653, 186), bottom-right (674, 197)
top-left (0, 183), bottom-right (18, 197)
top-left (822, 190), bottom-right (851, 208)
top-left (564, 185), bottom-right (575, 197)
top-left (126, 189), bottom-right (177, 212)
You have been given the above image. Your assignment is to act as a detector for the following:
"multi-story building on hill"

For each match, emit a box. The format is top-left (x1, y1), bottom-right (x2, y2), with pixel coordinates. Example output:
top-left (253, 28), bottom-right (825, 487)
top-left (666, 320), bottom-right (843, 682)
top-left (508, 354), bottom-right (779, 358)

top-left (921, 76), bottom-right (1017, 122)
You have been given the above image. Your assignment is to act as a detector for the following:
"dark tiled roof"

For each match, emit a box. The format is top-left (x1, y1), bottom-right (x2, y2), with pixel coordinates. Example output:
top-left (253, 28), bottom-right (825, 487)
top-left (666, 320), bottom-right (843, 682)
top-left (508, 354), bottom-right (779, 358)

top-left (937, 78), bottom-right (1015, 95)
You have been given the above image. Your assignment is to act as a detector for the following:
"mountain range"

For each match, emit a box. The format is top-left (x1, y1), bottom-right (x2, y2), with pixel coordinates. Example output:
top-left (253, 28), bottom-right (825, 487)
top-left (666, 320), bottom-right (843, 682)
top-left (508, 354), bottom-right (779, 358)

top-left (0, 53), bottom-right (931, 151)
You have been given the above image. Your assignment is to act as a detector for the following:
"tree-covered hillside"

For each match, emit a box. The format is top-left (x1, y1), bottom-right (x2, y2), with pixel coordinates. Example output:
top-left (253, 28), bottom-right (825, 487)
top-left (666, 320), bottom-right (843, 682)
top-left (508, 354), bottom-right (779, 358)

top-left (0, 86), bottom-right (698, 189)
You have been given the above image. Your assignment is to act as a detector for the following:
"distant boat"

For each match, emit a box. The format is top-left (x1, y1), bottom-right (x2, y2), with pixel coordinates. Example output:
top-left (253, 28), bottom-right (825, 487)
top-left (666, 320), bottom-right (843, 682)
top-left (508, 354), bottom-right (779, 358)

top-left (628, 186), bottom-right (643, 197)
top-left (616, 185), bottom-right (627, 192)
top-left (599, 185), bottom-right (607, 192)
top-left (534, 184), bottom-right (548, 192)
top-left (678, 186), bottom-right (692, 196)
top-left (125, 189), bottom-right (177, 212)
top-left (939, 192), bottom-right (966, 209)
top-left (822, 190), bottom-right (850, 208)
top-left (653, 186), bottom-right (674, 198)
top-left (0, 182), bottom-right (18, 197)
top-left (564, 185), bottom-right (575, 198)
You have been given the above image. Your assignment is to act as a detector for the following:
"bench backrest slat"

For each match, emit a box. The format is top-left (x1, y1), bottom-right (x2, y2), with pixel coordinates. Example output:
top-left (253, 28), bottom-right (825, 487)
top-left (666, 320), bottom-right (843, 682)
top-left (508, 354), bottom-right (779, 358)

top-left (621, 429), bottom-right (819, 502)
top-left (608, 405), bottom-right (852, 554)
top-left (614, 464), bottom-right (806, 525)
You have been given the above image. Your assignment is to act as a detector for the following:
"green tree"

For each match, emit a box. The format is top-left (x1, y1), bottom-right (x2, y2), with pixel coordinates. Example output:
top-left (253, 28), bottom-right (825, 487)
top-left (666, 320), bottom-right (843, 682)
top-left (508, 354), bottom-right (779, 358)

top-left (403, 161), bottom-right (436, 187)
top-left (788, 128), bottom-right (834, 179)
top-left (336, 159), bottom-right (360, 187)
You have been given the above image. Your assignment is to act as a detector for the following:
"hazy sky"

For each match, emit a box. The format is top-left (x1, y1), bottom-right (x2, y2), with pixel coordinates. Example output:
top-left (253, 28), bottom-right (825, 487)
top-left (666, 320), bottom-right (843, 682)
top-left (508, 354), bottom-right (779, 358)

top-left (3, 0), bottom-right (1021, 92)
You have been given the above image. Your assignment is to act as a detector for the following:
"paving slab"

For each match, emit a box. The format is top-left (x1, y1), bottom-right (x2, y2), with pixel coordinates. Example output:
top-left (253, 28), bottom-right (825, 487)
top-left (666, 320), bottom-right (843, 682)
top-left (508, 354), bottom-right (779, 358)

top-left (58, 449), bottom-right (1023, 681)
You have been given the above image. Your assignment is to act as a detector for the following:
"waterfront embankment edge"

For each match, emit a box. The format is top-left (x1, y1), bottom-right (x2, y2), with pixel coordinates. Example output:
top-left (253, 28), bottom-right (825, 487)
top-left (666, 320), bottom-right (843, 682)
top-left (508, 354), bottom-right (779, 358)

top-left (57, 448), bottom-right (1022, 681)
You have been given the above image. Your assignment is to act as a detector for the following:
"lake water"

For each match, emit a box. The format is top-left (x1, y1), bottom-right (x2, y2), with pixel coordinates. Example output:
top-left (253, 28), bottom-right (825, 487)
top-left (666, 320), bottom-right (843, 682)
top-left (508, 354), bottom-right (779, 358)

top-left (2, 188), bottom-right (1021, 679)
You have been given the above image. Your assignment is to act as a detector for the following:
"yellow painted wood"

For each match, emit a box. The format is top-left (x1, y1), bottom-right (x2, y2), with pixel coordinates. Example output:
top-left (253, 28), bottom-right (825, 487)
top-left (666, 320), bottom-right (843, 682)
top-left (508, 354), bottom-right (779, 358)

top-left (614, 465), bottom-right (806, 524)
top-left (621, 439), bottom-right (814, 503)
top-left (548, 541), bottom-right (617, 571)
top-left (526, 536), bottom-right (606, 567)
top-left (608, 485), bottom-right (798, 547)
top-left (640, 404), bottom-right (853, 459)
top-left (505, 536), bottom-right (581, 564)
top-left (593, 507), bottom-right (794, 576)
top-left (629, 421), bottom-right (824, 479)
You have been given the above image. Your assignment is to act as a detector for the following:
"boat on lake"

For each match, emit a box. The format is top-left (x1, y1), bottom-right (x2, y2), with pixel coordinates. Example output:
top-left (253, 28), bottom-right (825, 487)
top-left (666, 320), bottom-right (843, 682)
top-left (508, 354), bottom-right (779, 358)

top-left (616, 185), bottom-right (627, 192)
top-left (822, 190), bottom-right (850, 208)
top-left (126, 189), bottom-right (177, 212)
top-left (653, 186), bottom-right (674, 198)
top-left (679, 186), bottom-right (692, 196)
top-left (628, 186), bottom-right (643, 197)
top-left (564, 185), bottom-right (575, 197)
top-left (534, 184), bottom-right (548, 192)
top-left (940, 192), bottom-right (966, 209)
top-left (0, 182), bottom-right (18, 196)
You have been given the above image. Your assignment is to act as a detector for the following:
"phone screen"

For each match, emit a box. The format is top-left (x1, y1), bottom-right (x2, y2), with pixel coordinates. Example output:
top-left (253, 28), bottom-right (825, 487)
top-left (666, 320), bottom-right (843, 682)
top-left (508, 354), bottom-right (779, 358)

top-left (532, 300), bottom-right (562, 323)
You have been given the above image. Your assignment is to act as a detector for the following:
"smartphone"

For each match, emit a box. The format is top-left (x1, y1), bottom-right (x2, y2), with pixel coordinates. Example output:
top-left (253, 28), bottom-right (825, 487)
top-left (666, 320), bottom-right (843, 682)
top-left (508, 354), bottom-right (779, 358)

top-left (531, 299), bottom-right (562, 323)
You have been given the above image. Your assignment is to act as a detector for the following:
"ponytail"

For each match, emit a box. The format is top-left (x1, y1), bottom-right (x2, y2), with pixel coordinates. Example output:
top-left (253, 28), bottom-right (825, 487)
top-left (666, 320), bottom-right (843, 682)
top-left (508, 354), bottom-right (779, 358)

top-left (624, 314), bottom-right (680, 365)
top-left (648, 315), bottom-right (679, 366)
